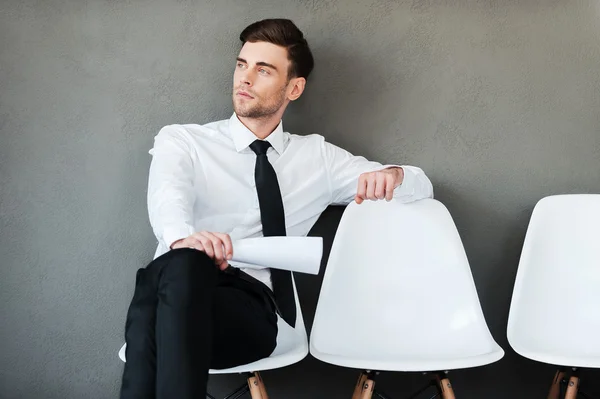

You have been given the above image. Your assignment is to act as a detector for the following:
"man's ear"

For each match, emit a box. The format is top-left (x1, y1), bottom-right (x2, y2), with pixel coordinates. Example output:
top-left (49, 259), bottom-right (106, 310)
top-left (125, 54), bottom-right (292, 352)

top-left (287, 77), bottom-right (306, 101)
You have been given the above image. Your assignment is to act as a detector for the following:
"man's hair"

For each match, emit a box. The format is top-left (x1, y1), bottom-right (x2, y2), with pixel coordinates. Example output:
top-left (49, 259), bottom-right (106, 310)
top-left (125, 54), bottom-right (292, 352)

top-left (240, 18), bottom-right (314, 81)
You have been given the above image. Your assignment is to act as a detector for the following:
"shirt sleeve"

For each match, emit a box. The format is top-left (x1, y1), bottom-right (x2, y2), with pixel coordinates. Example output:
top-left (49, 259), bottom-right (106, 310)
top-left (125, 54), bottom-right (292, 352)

top-left (322, 139), bottom-right (434, 205)
top-left (147, 125), bottom-right (197, 249)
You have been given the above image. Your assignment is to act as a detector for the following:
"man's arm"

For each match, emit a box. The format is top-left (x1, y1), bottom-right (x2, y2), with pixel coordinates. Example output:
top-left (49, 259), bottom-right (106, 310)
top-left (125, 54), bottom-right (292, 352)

top-left (147, 125), bottom-right (233, 269)
top-left (322, 139), bottom-right (434, 205)
top-left (147, 125), bottom-right (197, 249)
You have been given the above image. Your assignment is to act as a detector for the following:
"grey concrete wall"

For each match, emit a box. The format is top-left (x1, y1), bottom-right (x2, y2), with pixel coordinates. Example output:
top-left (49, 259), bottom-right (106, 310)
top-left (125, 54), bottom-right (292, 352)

top-left (1, 0), bottom-right (599, 398)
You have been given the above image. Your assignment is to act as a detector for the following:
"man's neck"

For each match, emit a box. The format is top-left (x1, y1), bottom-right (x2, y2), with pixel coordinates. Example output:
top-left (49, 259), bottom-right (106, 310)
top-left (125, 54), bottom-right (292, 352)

top-left (236, 113), bottom-right (281, 140)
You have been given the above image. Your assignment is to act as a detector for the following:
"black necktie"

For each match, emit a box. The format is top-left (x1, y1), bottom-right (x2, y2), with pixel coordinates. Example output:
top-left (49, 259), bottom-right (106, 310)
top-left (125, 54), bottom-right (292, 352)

top-left (249, 140), bottom-right (296, 327)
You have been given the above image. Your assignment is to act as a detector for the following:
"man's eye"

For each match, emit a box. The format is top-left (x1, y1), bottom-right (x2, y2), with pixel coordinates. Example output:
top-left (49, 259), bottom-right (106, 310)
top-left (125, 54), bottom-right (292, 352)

top-left (259, 68), bottom-right (269, 75)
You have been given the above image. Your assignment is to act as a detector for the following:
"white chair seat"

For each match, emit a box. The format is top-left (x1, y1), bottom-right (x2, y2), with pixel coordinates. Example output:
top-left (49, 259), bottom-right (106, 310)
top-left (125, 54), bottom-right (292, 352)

top-left (507, 194), bottom-right (600, 368)
top-left (310, 199), bottom-right (504, 372)
top-left (310, 345), bottom-right (503, 373)
top-left (210, 315), bottom-right (307, 374)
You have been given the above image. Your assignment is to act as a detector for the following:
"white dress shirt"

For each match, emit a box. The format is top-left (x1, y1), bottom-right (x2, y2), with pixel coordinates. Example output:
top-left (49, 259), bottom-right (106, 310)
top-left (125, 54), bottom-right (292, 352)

top-left (147, 113), bottom-right (434, 289)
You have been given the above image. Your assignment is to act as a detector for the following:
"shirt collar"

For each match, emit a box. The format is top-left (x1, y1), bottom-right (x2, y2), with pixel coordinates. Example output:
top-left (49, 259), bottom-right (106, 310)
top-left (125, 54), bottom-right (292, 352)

top-left (228, 113), bottom-right (284, 155)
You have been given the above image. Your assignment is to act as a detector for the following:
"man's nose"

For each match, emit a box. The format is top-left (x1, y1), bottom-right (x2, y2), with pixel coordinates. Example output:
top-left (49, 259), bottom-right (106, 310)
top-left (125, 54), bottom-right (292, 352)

top-left (239, 70), bottom-right (254, 87)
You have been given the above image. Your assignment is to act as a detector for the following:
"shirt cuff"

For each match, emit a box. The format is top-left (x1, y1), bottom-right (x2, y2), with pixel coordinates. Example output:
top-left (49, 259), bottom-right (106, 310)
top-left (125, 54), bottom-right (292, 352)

top-left (379, 165), bottom-right (416, 199)
top-left (162, 224), bottom-right (196, 249)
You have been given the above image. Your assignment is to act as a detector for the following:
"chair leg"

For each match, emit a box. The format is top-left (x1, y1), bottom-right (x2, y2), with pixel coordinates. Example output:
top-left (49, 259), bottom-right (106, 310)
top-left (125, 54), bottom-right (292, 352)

top-left (564, 372), bottom-right (580, 399)
top-left (247, 372), bottom-right (267, 399)
top-left (547, 368), bottom-right (566, 399)
top-left (257, 372), bottom-right (269, 399)
top-left (435, 373), bottom-right (456, 399)
top-left (359, 376), bottom-right (376, 399)
top-left (352, 371), bottom-right (369, 399)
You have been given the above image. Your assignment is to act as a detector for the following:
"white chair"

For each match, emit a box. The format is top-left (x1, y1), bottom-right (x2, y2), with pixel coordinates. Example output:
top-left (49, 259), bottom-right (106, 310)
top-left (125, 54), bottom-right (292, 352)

top-left (507, 194), bottom-right (600, 399)
top-left (119, 275), bottom-right (308, 399)
top-left (309, 198), bottom-right (504, 398)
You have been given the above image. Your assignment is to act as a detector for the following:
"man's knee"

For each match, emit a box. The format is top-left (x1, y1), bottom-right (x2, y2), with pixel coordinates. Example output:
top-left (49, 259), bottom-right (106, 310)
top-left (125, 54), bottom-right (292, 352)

top-left (165, 247), bottom-right (213, 264)
top-left (156, 249), bottom-right (218, 304)
top-left (159, 248), bottom-right (217, 281)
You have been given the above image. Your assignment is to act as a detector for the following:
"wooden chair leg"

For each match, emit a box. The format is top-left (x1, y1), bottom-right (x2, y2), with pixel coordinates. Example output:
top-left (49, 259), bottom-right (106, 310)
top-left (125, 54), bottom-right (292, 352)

top-left (547, 369), bottom-right (566, 399)
top-left (359, 377), bottom-right (375, 399)
top-left (436, 374), bottom-right (456, 399)
top-left (352, 372), bottom-right (368, 399)
top-left (564, 374), bottom-right (580, 399)
top-left (257, 372), bottom-right (269, 399)
top-left (247, 372), bottom-right (266, 399)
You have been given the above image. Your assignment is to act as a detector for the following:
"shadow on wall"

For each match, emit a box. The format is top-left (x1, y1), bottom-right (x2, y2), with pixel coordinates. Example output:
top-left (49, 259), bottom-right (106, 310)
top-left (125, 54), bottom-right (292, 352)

top-left (283, 40), bottom-right (396, 154)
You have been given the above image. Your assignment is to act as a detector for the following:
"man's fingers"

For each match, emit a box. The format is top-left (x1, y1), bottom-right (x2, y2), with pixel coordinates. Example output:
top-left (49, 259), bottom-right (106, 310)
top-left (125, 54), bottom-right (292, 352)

top-left (365, 174), bottom-right (376, 200)
top-left (354, 171), bottom-right (400, 203)
top-left (191, 238), bottom-right (205, 251)
top-left (175, 237), bottom-right (203, 251)
top-left (172, 232), bottom-right (233, 269)
top-left (215, 233), bottom-right (233, 260)
top-left (209, 233), bottom-right (226, 264)
top-left (218, 260), bottom-right (229, 271)
top-left (374, 174), bottom-right (386, 199)
top-left (385, 174), bottom-right (395, 201)
top-left (199, 232), bottom-right (226, 264)
top-left (195, 235), bottom-right (215, 259)
top-left (355, 174), bottom-right (367, 203)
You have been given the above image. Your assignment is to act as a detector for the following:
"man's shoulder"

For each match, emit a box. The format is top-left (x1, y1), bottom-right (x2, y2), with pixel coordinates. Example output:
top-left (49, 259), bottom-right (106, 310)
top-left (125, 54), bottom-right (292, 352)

top-left (286, 131), bottom-right (326, 146)
top-left (155, 119), bottom-right (229, 142)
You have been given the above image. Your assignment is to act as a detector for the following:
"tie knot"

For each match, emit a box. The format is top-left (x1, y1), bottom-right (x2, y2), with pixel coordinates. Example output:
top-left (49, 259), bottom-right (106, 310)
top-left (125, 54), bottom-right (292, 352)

top-left (249, 140), bottom-right (271, 156)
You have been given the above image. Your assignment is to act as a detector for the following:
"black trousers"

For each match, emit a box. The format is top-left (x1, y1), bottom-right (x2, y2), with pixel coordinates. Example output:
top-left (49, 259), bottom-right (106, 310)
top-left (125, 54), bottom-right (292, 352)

top-left (119, 248), bottom-right (278, 399)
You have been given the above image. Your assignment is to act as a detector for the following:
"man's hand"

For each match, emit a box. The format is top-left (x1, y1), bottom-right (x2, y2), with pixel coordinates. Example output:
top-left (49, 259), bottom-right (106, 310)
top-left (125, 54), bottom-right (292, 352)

top-left (170, 231), bottom-right (233, 270)
top-left (355, 167), bottom-right (404, 204)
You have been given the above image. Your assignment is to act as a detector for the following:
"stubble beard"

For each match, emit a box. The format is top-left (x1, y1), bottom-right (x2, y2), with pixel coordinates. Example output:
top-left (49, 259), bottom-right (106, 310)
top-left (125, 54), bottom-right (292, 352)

top-left (233, 84), bottom-right (288, 119)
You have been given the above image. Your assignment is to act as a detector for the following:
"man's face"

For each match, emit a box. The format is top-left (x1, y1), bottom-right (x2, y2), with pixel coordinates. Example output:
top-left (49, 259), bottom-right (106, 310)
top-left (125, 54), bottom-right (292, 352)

top-left (233, 41), bottom-right (292, 119)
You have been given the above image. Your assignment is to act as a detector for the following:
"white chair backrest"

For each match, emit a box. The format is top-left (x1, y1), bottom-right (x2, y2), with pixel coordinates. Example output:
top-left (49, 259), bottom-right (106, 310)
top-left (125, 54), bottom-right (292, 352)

top-left (507, 194), bottom-right (600, 359)
top-left (310, 199), bottom-right (498, 359)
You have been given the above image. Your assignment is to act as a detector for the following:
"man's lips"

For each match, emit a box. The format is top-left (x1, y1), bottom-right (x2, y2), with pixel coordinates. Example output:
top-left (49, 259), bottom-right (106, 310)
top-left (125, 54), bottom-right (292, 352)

top-left (236, 91), bottom-right (254, 99)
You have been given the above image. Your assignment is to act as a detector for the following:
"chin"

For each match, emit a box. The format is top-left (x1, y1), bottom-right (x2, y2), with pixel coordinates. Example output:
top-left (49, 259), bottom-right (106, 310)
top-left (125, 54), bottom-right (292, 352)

top-left (233, 103), bottom-right (256, 118)
top-left (233, 104), bottom-right (246, 116)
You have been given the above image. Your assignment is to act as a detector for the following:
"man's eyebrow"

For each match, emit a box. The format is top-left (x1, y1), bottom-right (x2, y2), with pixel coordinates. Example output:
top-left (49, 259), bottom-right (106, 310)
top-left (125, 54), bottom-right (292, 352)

top-left (256, 61), bottom-right (278, 71)
top-left (236, 57), bottom-right (278, 71)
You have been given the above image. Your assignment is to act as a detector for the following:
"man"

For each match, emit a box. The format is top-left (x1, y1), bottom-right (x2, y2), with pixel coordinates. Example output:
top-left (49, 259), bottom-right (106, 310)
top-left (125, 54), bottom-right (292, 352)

top-left (120, 18), bottom-right (433, 398)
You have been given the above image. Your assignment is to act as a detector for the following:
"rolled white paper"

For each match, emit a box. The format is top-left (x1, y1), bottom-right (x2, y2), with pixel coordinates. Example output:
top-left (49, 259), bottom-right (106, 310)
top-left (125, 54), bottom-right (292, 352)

top-left (229, 236), bottom-right (323, 275)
